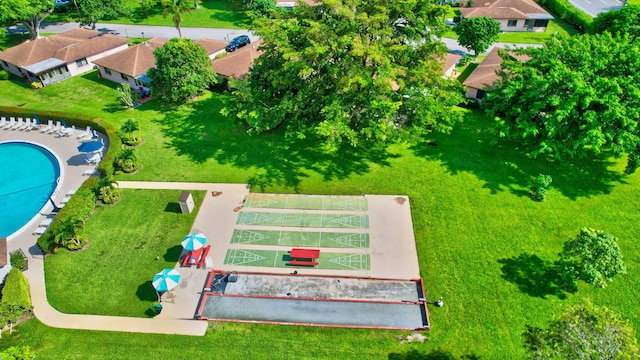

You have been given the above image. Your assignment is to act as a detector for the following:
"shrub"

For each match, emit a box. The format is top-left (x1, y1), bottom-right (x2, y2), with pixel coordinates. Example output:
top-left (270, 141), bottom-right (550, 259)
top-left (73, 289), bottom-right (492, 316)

top-left (531, 174), bottom-right (552, 201)
top-left (116, 83), bottom-right (138, 109)
top-left (1, 269), bottom-right (32, 310)
top-left (30, 81), bottom-right (43, 90)
top-left (0, 70), bottom-right (10, 80)
top-left (9, 251), bottom-right (26, 271)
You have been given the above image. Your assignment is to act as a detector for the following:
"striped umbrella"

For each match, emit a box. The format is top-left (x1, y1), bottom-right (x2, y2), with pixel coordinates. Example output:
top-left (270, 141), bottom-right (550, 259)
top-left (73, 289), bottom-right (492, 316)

top-left (152, 269), bottom-right (180, 292)
top-left (181, 232), bottom-right (207, 251)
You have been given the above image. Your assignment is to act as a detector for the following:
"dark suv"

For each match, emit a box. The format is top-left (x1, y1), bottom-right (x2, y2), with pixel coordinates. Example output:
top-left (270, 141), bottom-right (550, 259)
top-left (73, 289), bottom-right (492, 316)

top-left (225, 35), bottom-right (251, 52)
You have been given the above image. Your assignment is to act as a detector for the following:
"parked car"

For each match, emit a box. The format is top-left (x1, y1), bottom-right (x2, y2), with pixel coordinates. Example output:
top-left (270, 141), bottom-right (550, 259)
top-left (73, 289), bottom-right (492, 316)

top-left (55, 0), bottom-right (71, 6)
top-left (225, 35), bottom-right (251, 52)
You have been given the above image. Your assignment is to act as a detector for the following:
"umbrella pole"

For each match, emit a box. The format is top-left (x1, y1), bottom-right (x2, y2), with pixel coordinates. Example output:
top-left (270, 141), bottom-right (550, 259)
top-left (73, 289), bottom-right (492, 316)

top-left (157, 290), bottom-right (161, 303)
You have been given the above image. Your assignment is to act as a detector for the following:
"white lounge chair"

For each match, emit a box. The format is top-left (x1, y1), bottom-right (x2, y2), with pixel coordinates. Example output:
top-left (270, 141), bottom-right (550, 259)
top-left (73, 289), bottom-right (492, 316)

top-left (25, 118), bottom-right (37, 131)
top-left (77, 126), bottom-right (91, 139)
top-left (48, 121), bottom-right (61, 134)
top-left (11, 117), bottom-right (23, 130)
top-left (41, 120), bottom-right (53, 133)
top-left (0, 117), bottom-right (6, 128)
top-left (83, 168), bottom-right (98, 176)
top-left (39, 218), bottom-right (54, 227)
top-left (33, 226), bottom-right (48, 236)
top-left (19, 118), bottom-right (32, 131)
top-left (59, 125), bottom-right (75, 137)
top-left (4, 117), bottom-right (15, 129)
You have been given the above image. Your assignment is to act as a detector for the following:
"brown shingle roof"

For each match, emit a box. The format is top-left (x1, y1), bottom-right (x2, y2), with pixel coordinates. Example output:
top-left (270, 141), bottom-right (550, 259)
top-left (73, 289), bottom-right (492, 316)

top-left (0, 29), bottom-right (128, 69)
top-left (461, 0), bottom-right (551, 19)
top-left (93, 38), bottom-right (168, 77)
top-left (195, 38), bottom-right (227, 56)
top-left (441, 53), bottom-right (462, 73)
top-left (213, 40), bottom-right (264, 80)
top-left (462, 46), bottom-right (529, 90)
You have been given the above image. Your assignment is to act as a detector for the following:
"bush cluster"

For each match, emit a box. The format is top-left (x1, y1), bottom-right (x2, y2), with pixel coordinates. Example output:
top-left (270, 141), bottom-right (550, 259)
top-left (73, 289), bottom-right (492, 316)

top-left (9, 250), bottom-right (26, 271)
top-left (0, 70), bottom-right (10, 80)
top-left (0, 269), bottom-right (33, 333)
top-left (537, 0), bottom-right (593, 32)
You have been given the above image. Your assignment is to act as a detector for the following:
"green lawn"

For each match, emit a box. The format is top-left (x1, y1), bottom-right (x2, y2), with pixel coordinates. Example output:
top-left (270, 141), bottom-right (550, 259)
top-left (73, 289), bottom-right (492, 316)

top-left (1, 68), bottom-right (640, 358)
top-left (45, 190), bottom-right (205, 317)
top-left (48, 0), bottom-right (250, 29)
top-left (443, 19), bottom-right (579, 44)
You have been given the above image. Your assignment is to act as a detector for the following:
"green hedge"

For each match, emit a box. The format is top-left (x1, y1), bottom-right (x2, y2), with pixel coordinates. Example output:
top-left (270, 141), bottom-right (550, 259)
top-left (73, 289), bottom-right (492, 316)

top-left (1, 269), bottom-right (32, 310)
top-left (37, 176), bottom-right (99, 253)
top-left (537, 0), bottom-right (593, 32)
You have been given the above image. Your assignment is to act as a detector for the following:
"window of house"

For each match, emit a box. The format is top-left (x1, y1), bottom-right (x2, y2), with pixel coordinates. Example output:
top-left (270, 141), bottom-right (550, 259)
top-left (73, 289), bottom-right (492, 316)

top-left (120, 73), bottom-right (129, 81)
top-left (507, 20), bottom-right (517, 27)
top-left (476, 89), bottom-right (486, 99)
top-left (533, 19), bottom-right (548, 27)
top-left (75, 57), bottom-right (88, 67)
top-left (104, 68), bottom-right (112, 75)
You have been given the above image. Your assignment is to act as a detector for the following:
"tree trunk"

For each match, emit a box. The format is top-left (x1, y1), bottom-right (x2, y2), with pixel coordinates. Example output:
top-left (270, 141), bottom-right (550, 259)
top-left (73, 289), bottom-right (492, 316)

top-left (194, 0), bottom-right (199, 9)
top-left (23, 6), bottom-right (55, 40)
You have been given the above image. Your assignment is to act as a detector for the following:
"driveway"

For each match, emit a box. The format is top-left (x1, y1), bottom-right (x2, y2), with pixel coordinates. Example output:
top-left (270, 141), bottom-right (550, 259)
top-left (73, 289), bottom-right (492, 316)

top-left (566, 0), bottom-right (621, 17)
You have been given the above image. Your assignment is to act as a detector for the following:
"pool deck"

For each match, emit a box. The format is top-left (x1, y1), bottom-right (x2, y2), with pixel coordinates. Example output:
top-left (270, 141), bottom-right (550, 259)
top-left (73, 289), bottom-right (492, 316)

top-left (2, 125), bottom-right (422, 336)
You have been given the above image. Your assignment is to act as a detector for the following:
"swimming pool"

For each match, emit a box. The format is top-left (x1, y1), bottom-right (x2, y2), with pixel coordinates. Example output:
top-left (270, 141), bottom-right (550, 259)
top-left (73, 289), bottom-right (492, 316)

top-left (0, 142), bottom-right (61, 238)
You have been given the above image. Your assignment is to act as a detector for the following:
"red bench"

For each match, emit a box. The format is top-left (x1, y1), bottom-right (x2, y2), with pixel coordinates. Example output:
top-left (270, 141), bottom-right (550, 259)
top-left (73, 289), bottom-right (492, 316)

top-left (289, 259), bottom-right (319, 266)
top-left (197, 245), bottom-right (211, 268)
top-left (182, 245), bottom-right (210, 267)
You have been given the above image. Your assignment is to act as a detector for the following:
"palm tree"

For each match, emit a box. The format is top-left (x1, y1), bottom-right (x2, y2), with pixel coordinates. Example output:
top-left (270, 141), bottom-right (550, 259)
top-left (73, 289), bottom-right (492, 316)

top-left (52, 216), bottom-right (85, 249)
top-left (116, 148), bottom-right (139, 173)
top-left (96, 176), bottom-right (120, 203)
top-left (162, 0), bottom-right (192, 38)
top-left (120, 119), bottom-right (141, 145)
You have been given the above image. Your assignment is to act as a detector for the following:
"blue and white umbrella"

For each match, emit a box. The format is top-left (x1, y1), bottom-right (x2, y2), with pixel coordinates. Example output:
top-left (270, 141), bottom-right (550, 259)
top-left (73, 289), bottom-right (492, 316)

top-left (152, 268), bottom-right (181, 292)
top-left (78, 140), bottom-right (104, 153)
top-left (181, 232), bottom-right (207, 251)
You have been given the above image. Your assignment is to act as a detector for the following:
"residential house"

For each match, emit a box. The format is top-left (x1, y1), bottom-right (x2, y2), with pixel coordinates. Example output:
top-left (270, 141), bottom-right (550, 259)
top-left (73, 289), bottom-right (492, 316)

top-left (93, 38), bottom-right (227, 92)
top-left (0, 28), bottom-right (129, 87)
top-left (462, 46), bottom-right (529, 100)
top-left (460, 0), bottom-right (554, 32)
top-left (276, 0), bottom-right (319, 8)
top-left (213, 40), bottom-right (264, 81)
top-left (442, 53), bottom-right (462, 78)
top-left (93, 38), bottom-right (168, 91)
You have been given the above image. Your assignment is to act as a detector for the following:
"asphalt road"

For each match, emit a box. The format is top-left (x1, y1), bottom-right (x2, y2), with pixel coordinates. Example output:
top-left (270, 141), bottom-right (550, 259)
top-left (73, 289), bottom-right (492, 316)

top-left (566, 0), bottom-right (621, 17)
top-left (5, 22), bottom-right (540, 56)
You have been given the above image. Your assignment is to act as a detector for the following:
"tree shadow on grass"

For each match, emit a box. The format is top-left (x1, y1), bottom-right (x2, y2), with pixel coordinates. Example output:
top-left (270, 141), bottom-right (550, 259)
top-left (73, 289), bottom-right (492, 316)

top-left (136, 280), bottom-right (158, 302)
top-left (498, 253), bottom-right (577, 299)
top-left (154, 94), bottom-right (399, 191)
top-left (410, 109), bottom-right (627, 200)
top-left (163, 245), bottom-right (183, 263)
top-left (389, 349), bottom-right (480, 359)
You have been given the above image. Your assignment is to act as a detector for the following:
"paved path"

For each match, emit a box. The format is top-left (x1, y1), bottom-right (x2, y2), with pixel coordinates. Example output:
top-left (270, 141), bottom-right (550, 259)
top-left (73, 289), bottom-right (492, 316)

top-left (5, 22), bottom-right (540, 56)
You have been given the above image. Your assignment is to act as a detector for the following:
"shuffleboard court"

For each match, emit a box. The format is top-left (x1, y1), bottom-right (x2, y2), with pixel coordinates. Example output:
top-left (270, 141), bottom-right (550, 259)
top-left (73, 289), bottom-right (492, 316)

top-left (224, 248), bottom-right (370, 270)
top-left (237, 212), bottom-right (369, 228)
top-left (231, 229), bottom-right (370, 248)
top-left (244, 194), bottom-right (368, 211)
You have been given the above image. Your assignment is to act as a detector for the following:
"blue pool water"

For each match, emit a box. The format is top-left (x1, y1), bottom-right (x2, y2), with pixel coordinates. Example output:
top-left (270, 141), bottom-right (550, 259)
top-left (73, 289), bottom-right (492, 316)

top-left (0, 142), bottom-right (60, 238)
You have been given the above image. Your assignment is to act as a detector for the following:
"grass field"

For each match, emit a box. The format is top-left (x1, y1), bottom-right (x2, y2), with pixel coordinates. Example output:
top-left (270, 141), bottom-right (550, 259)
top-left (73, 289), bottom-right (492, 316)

top-left (47, 0), bottom-right (250, 29)
top-left (45, 189), bottom-right (206, 317)
top-left (231, 229), bottom-right (370, 248)
top-left (1, 64), bottom-right (640, 358)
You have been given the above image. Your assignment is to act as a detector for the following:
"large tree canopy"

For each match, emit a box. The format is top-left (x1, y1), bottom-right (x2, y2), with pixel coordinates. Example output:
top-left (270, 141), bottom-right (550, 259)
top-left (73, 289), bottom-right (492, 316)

top-left (76, 0), bottom-right (131, 30)
top-left (455, 16), bottom-right (501, 56)
top-left (226, 0), bottom-right (463, 145)
top-left (484, 33), bottom-right (640, 171)
top-left (0, 0), bottom-right (55, 39)
top-left (524, 300), bottom-right (639, 359)
top-left (148, 38), bottom-right (217, 104)
top-left (591, 4), bottom-right (640, 40)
